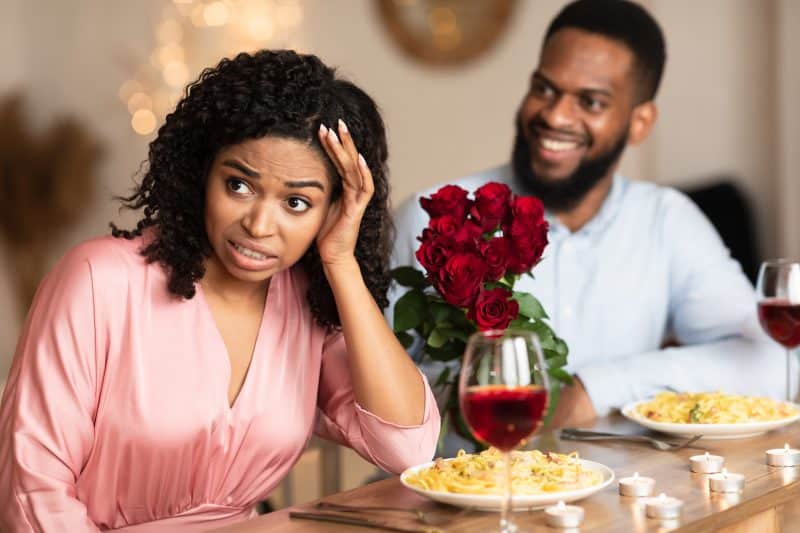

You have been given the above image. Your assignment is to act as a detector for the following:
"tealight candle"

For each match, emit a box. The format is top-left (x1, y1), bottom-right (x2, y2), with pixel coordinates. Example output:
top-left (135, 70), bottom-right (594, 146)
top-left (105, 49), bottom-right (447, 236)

top-left (766, 443), bottom-right (800, 467)
top-left (645, 493), bottom-right (683, 519)
top-left (708, 468), bottom-right (745, 493)
top-left (618, 472), bottom-right (655, 497)
top-left (544, 500), bottom-right (585, 528)
top-left (689, 451), bottom-right (725, 473)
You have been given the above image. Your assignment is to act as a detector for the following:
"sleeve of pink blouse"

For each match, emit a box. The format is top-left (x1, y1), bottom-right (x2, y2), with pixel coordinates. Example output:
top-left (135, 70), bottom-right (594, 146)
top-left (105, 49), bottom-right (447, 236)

top-left (314, 332), bottom-right (440, 474)
top-left (0, 246), bottom-right (103, 532)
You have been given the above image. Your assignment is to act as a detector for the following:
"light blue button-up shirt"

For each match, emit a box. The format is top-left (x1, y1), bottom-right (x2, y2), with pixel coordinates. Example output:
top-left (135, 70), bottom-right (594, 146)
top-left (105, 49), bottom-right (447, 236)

top-left (389, 164), bottom-right (791, 417)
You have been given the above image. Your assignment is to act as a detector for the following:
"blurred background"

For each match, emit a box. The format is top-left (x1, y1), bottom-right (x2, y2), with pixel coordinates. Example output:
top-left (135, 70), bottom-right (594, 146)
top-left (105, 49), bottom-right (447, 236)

top-left (0, 0), bottom-right (798, 508)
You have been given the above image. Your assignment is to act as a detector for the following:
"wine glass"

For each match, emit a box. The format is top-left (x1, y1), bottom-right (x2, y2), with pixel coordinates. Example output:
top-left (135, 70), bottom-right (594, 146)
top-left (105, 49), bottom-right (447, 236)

top-left (756, 260), bottom-right (800, 401)
top-left (459, 329), bottom-right (550, 533)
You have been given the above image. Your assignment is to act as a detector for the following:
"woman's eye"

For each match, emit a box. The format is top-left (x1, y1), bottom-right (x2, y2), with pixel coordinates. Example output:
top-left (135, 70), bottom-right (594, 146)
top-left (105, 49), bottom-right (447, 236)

top-left (226, 178), bottom-right (252, 195)
top-left (287, 197), bottom-right (311, 213)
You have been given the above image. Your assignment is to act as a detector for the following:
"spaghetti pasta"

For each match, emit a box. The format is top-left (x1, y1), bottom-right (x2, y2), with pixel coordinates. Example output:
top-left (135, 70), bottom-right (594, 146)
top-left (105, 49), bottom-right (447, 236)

top-left (635, 392), bottom-right (798, 424)
top-left (403, 448), bottom-right (602, 495)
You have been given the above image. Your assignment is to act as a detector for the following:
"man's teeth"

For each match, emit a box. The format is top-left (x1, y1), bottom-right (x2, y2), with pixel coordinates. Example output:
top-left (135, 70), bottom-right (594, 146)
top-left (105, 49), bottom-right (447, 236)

top-left (539, 138), bottom-right (579, 152)
top-left (233, 243), bottom-right (267, 260)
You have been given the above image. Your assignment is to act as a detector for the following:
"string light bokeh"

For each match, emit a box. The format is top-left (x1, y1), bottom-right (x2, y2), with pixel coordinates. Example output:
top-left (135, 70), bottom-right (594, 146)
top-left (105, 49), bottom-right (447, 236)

top-left (119, 0), bottom-right (305, 136)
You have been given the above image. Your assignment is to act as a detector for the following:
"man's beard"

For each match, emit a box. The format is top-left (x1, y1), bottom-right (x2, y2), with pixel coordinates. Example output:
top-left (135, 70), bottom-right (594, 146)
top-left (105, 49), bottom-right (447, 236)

top-left (511, 119), bottom-right (628, 212)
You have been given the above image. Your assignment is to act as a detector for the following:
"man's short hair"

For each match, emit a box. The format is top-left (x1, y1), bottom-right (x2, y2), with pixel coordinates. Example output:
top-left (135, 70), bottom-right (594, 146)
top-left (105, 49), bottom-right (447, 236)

top-left (544, 0), bottom-right (667, 103)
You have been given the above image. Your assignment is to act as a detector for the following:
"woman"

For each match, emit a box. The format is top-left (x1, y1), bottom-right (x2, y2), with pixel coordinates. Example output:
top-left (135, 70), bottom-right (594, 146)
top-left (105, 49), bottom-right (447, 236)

top-left (0, 50), bottom-right (439, 531)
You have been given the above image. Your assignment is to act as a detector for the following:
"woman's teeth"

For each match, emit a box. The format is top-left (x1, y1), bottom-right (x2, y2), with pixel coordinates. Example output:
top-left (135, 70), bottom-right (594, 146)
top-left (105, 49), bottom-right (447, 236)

top-left (233, 243), bottom-right (267, 260)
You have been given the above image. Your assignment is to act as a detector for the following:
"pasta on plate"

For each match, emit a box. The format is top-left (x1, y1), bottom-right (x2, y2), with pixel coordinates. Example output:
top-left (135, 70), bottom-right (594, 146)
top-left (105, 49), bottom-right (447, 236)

top-left (635, 392), bottom-right (798, 424)
top-left (403, 448), bottom-right (603, 495)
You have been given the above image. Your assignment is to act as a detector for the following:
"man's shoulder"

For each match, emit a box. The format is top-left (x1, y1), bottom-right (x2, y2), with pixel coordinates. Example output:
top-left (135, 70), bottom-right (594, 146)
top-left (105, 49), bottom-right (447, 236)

top-left (619, 177), bottom-right (697, 217)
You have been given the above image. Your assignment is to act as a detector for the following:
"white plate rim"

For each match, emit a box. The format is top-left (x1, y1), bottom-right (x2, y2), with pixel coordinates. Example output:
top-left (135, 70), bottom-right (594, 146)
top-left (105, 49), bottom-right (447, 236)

top-left (621, 399), bottom-right (800, 438)
top-left (400, 457), bottom-right (615, 511)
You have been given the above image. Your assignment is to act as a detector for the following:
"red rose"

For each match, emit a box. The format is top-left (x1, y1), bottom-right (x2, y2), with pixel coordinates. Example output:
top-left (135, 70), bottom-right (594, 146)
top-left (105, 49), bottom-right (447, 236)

top-left (479, 237), bottom-right (512, 281)
top-left (504, 195), bottom-right (548, 273)
top-left (428, 215), bottom-right (460, 238)
top-left (420, 185), bottom-right (472, 220)
top-left (452, 220), bottom-right (483, 252)
top-left (507, 218), bottom-right (548, 273)
top-left (508, 195), bottom-right (545, 227)
top-left (436, 253), bottom-right (487, 308)
top-left (470, 182), bottom-right (512, 231)
top-left (468, 287), bottom-right (520, 331)
top-left (415, 234), bottom-right (453, 276)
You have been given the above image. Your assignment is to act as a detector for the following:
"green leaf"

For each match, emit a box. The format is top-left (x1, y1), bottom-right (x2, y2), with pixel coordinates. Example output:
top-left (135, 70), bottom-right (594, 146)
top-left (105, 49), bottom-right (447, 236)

top-left (548, 367), bottom-right (573, 385)
top-left (513, 292), bottom-right (548, 320)
top-left (437, 327), bottom-right (470, 342)
top-left (390, 267), bottom-right (428, 289)
top-left (437, 410), bottom-right (450, 455)
top-left (393, 290), bottom-right (426, 332)
top-left (508, 318), bottom-right (537, 331)
top-left (434, 367), bottom-right (452, 388)
top-left (543, 383), bottom-right (561, 428)
top-left (430, 301), bottom-right (453, 323)
top-left (544, 352), bottom-right (567, 370)
top-left (394, 331), bottom-right (414, 348)
top-left (427, 328), bottom-right (448, 348)
top-left (425, 340), bottom-right (465, 362)
top-left (555, 338), bottom-right (569, 357)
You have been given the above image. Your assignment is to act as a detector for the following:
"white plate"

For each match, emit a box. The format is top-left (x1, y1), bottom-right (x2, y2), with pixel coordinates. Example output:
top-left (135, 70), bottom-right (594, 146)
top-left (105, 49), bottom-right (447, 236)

top-left (621, 400), bottom-right (800, 439)
top-left (400, 458), bottom-right (614, 511)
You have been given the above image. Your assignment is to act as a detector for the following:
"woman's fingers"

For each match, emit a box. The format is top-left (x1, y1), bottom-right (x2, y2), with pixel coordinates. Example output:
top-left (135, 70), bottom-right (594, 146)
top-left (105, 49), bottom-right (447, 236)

top-left (318, 124), bottom-right (347, 179)
top-left (318, 121), bottom-right (370, 199)
top-left (335, 119), bottom-right (363, 191)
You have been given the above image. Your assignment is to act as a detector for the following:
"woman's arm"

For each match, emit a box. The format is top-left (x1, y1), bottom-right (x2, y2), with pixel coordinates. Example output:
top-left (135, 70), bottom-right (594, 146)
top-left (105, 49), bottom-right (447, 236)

top-left (316, 120), bottom-right (427, 426)
top-left (0, 246), bottom-right (102, 532)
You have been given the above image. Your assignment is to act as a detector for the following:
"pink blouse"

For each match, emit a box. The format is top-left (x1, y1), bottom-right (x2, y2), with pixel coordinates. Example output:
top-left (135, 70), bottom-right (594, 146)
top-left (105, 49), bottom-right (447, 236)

top-left (0, 235), bottom-right (439, 531)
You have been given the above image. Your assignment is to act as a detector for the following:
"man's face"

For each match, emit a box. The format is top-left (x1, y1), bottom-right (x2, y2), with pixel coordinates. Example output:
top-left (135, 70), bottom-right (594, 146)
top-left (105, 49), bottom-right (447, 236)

top-left (513, 28), bottom-right (640, 211)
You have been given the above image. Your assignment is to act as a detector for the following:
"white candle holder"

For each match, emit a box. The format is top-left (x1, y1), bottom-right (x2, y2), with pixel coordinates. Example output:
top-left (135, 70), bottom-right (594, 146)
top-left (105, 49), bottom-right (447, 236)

top-left (544, 500), bottom-right (585, 528)
top-left (766, 443), bottom-right (800, 467)
top-left (689, 451), bottom-right (725, 473)
top-left (618, 472), bottom-right (655, 497)
top-left (645, 493), bottom-right (683, 519)
top-left (708, 468), bottom-right (745, 493)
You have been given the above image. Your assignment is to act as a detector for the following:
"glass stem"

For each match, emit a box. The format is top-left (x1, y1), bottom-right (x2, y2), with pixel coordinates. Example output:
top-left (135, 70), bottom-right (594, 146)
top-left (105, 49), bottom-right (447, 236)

top-left (500, 450), bottom-right (516, 533)
top-left (788, 348), bottom-right (793, 403)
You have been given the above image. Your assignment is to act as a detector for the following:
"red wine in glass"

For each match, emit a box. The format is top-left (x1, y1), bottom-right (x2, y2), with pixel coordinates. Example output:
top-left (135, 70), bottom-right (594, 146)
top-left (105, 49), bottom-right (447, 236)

top-left (463, 385), bottom-right (548, 451)
top-left (756, 260), bottom-right (800, 402)
top-left (459, 330), bottom-right (550, 533)
top-left (758, 299), bottom-right (800, 349)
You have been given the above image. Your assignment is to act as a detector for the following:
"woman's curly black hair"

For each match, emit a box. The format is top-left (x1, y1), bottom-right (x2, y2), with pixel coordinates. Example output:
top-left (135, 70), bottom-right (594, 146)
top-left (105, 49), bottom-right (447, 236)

top-left (111, 49), bottom-right (392, 329)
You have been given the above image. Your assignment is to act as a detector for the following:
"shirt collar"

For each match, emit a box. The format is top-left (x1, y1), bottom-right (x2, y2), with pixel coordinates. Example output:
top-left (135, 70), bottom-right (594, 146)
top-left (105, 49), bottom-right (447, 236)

top-left (544, 173), bottom-right (627, 237)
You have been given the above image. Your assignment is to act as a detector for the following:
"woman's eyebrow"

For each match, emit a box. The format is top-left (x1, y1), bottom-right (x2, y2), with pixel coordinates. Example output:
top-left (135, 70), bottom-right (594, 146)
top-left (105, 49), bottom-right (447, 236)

top-left (222, 160), bottom-right (260, 178)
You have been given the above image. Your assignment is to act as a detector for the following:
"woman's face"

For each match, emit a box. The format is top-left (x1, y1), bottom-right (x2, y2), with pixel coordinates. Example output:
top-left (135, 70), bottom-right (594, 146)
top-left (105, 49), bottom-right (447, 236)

top-left (204, 136), bottom-right (333, 287)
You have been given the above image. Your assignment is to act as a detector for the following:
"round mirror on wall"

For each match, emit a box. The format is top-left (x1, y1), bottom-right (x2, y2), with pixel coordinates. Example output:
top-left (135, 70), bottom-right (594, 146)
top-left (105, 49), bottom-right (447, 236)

top-left (376, 0), bottom-right (518, 67)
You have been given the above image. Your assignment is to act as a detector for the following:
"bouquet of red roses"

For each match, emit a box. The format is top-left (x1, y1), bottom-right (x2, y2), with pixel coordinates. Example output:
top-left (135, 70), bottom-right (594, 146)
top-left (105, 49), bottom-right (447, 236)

top-left (392, 182), bottom-right (570, 448)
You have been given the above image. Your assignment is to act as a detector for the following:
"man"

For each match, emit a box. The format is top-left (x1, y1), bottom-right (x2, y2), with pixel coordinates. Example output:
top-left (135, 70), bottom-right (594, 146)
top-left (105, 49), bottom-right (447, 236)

top-left (390, 0), bottom-right (789, 435)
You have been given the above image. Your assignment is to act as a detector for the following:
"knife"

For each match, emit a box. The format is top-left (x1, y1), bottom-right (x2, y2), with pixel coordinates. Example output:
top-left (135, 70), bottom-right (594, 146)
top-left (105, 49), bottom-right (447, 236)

top-left (289, 510), bottom-right (445, 533)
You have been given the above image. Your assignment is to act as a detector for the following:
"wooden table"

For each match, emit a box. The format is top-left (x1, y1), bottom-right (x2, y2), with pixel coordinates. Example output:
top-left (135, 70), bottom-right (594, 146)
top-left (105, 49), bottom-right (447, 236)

top-left (219, 416), bottom-right (800, 532)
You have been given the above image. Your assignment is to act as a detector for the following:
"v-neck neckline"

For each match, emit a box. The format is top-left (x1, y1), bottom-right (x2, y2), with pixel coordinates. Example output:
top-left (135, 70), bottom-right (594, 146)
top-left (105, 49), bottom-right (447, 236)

top-left (196, 272), bottom-right (278, 412)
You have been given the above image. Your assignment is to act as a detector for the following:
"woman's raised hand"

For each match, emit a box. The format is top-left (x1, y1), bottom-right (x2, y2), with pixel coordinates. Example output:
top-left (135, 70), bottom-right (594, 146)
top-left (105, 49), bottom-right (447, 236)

top-left (316, 119), bottom-right (374, 268)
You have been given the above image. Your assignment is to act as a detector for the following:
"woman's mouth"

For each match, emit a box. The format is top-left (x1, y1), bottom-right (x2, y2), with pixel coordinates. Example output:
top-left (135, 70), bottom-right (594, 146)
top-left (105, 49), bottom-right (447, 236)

top-left (227, 240), bottom-right (277, 271)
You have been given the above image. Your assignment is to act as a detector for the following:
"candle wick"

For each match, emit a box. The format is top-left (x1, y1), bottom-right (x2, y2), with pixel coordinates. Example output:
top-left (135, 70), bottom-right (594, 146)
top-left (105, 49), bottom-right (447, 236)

top-left (557, 500), bottom-right (565, 510)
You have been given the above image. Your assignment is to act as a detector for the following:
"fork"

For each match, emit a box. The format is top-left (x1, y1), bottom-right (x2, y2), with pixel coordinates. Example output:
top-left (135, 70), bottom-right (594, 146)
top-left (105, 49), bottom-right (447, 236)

top-left (314, 501), bottom-right (469, 527)
top-left (560, 428), bottom-right (703, 451)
